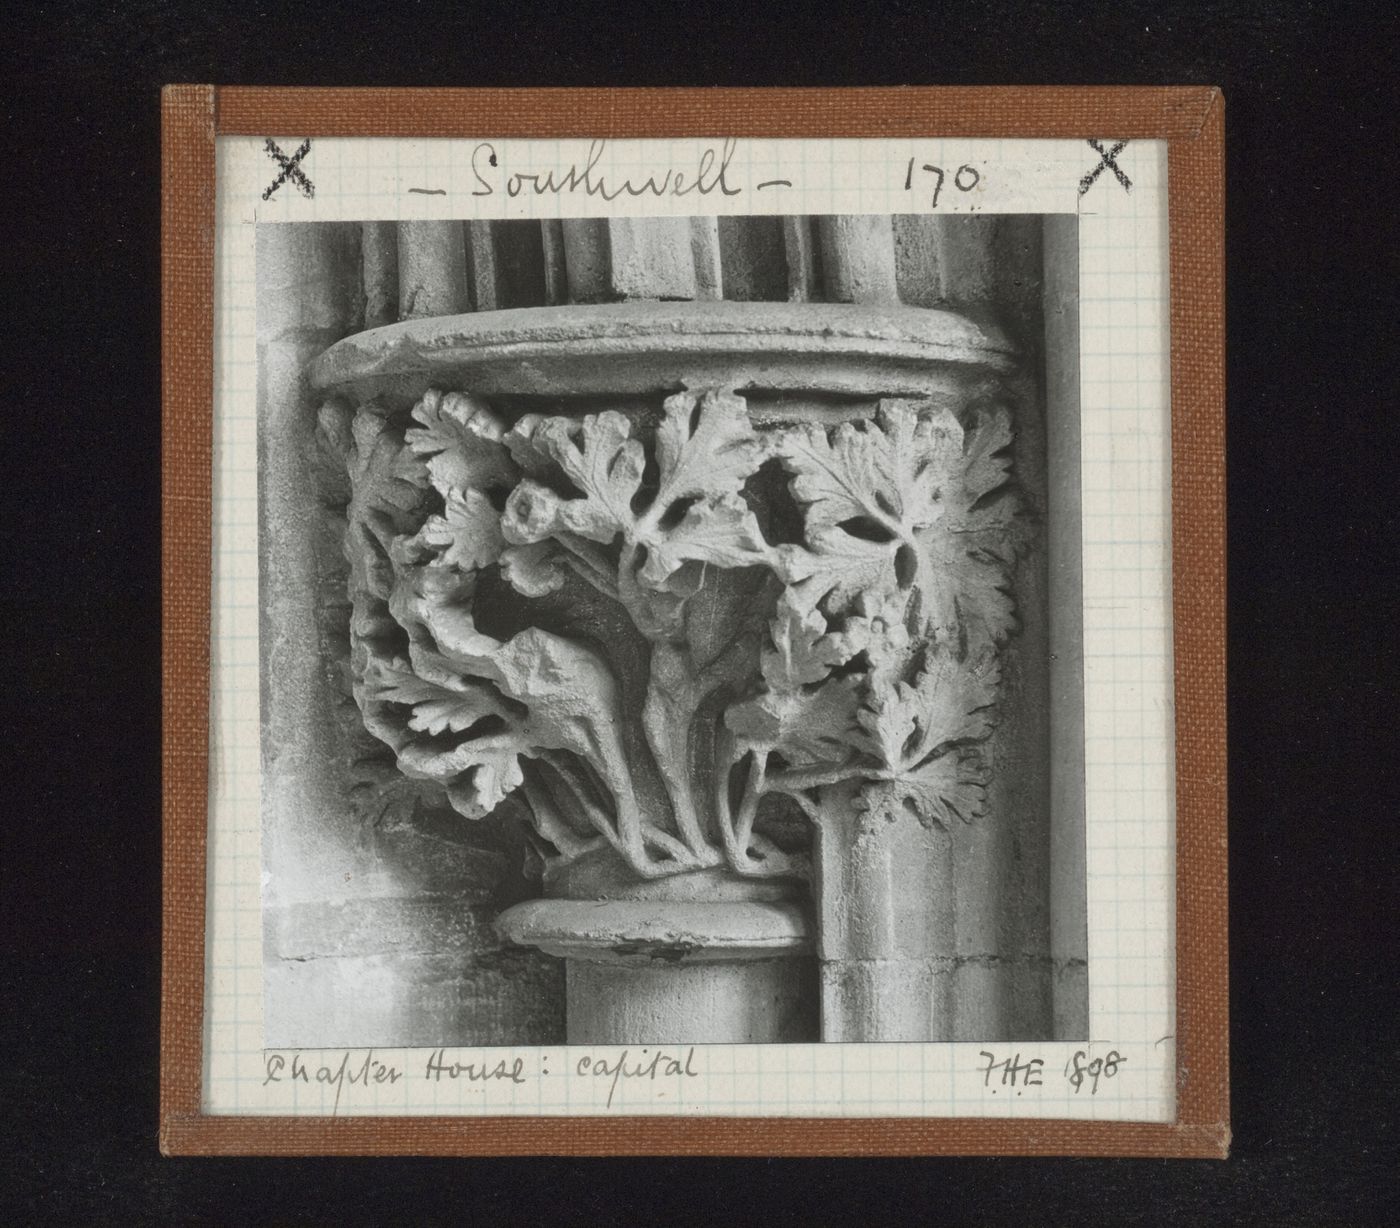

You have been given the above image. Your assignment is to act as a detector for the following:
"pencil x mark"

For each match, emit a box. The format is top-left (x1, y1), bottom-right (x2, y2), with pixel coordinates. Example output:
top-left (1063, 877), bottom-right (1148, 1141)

top-left (1079, 139), bottom-right (1132, 196)
top-left (263, 138), bottom-right (314, 201)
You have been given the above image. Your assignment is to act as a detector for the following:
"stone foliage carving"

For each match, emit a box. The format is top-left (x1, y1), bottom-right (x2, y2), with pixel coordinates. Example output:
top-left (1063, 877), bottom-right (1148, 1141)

top-left (320, 386), bottom-right (1027, 883)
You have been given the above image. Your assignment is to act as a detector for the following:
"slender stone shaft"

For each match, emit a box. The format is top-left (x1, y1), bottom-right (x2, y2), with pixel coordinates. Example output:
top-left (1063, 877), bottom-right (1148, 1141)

top-left (1045, 213), bottom-right (1089, 1039)
top-left (397, 220), bottom-right (470, 318)
top-left (540, 219), bottom-right (569, 305)
top-left (360, 221), bottom-right (399, 329)
top-left (782, 216), bottom-right (820, 301)
top-left (814, 796), bottom-right (956, 1042)
top-left (816, 215), bottom-right (899, 304)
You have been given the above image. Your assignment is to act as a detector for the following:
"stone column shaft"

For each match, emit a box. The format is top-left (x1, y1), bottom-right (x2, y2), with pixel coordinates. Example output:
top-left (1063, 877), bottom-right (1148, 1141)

top-left (498, 898), bottom-right (815, 1045)
top-left (815, 802), bottom-right (956, 1042)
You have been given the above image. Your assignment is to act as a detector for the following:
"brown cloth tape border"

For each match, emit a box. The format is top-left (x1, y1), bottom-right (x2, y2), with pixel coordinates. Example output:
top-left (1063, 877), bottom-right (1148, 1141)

top-left (161, 85), bottom-right (1226, 1157)
top-left (213, 85), bottom-right (1219, 141)
top-left (161, 83), bottom-right (215, 1139)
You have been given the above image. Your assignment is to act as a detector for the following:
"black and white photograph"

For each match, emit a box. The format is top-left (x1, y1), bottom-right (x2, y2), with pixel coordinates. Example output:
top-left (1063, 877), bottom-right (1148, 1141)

top-left (11, 3), bottom-right (1392, 1211)
top-left (255, 209), bottom-right (1089, 1052)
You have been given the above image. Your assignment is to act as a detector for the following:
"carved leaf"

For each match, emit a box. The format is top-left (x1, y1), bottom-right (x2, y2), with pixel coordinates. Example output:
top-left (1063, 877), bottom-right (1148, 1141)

top-left (359, 600), bottom-right (631, 827)
top-left (857, 751), bottom-right (991, 829)
top-left (406, 693), bottom-right (504, 737)
top-left (362, 656), bottom-right (514, 738)
top-left (501, 412), bottom-right (558, 478)
top-left (855, 651), bottom-right (1001, 828)
top-left (445, 753), bottom-right (526, 819)
top-left (777, 400), bottom-right (961, 536)
top-left (772, 405), bottom-right (940, 620)
top-left (776, 530), bottom-right (898, 618)
top-left (918, 405), bottom-right (1025, 647)
top-left (502, 395), bottom-right (772, 596)
top-left (685, 565), bottom-right (776, 680)
top-left (405, 390), bottom-right (517, 496)
top-left (392, 724), bottom-right (527, 820)
top-left (361, 657), bottom-right (443, 710)
top-left (524, 411), bottom-right (645, 544)
top-left (956, 403), bottom-right (1017, 511)
top-left (323, 407), bottom-right (432, 616)
top-left (765, 590), bottom-right (862, 685)
top-left (636, 494), bottom-right (771, 587)
top-left (723, 592), bottom-right (865, 767)
top-left (418, 488), bottom-right (506, 573)
top-left (920, 542), bottom-right (1019, 649)
top-left (726, 673), bottom-right (863, 767)
top-left (358, 655), bottom-right (525, 819)
top-left (653, 389), bottom-right (765, 506)
top-left (346, 411), bottom-right (430, 536)
top-left (630, 390), bottom-right (772, 587)
top-left (393, 556), bottom-right (476, 620)
top-left (774, 399), bottom-right (1025, 648)
top-left (858, 650), bottom-right (1000, 766)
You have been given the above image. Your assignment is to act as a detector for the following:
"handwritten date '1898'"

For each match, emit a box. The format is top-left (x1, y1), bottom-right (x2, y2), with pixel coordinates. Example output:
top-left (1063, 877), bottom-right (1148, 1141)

top-left (977, 1049), bottom-right (1127, 1096)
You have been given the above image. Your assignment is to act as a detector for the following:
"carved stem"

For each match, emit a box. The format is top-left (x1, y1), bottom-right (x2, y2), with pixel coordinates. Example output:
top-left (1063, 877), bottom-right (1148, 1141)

top-left (640, 643), bottom-right (711, 857)
top-left (553, 533), bottom-right (620, 598)
top-left (732, 749), bottom-right (766, 851)
top-left (765, 760), bottom-right (864, 794)
top-left (639, 826), bottom-right (690, 859)
top-left (711, 742), bottom-right (801, 878)
top-left (520, 773), bottom-right (603, 861)
top-left (711, 731), bottom-right (747, 868)
top-left (536, 751), bottom-right (630, 860)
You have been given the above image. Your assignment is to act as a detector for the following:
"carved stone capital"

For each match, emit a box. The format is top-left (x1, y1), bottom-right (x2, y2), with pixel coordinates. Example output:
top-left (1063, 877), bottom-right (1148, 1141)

top-left (313, 301), bottom-right (1033, 1042)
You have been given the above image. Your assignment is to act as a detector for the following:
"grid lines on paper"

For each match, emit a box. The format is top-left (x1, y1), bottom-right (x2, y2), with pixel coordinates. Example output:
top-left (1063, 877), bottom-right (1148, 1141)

top-left (203, 135), bottom-right (1175, 1121)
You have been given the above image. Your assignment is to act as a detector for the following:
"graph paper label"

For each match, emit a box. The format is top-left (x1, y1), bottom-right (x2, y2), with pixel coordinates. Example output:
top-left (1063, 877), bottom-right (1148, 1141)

top-left (206, 135), bottom-right (1175, 1121)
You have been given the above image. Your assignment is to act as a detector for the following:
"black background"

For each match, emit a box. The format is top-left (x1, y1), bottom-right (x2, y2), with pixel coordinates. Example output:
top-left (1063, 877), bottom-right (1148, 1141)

top-left (3, 1), bottom-right (1395, 1222)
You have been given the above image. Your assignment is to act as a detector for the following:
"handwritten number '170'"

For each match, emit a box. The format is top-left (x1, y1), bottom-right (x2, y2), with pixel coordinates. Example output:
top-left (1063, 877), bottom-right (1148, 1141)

top-left (904, 159), bottom-right (981, 208)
